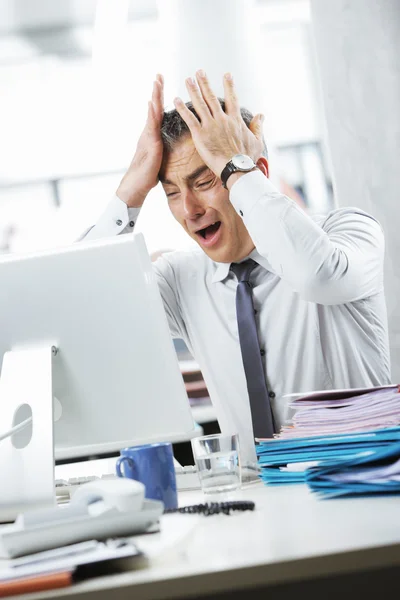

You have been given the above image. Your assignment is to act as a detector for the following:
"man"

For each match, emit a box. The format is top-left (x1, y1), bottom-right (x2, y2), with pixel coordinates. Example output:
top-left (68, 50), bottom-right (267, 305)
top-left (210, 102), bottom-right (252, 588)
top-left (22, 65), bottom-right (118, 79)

top-left (84, 71), bottom-right (390, 467)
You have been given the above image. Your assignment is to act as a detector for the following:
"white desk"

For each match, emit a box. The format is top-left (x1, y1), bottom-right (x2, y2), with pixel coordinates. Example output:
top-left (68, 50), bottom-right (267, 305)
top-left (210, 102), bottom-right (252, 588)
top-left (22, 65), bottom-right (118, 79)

top-left (13, 482), bottom-right (400, 600)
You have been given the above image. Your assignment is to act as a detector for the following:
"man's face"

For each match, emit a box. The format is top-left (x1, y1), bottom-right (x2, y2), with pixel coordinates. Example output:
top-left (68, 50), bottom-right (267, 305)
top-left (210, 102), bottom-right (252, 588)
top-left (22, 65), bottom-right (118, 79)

top-left (160, 136), bottom-right (255, 263)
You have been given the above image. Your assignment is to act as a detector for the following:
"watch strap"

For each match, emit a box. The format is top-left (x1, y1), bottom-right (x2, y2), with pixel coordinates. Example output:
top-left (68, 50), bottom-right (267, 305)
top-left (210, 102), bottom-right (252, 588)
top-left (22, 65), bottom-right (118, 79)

top-left (220, 156), bottom-right (256, 189)
top-left (220, 161), bottom-right (237, 189)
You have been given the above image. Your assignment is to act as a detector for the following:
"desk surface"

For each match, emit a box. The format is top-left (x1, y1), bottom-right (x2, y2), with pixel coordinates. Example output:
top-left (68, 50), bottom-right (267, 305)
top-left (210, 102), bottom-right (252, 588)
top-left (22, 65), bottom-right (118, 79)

top-left (14, 481), bottom-right (400, 600)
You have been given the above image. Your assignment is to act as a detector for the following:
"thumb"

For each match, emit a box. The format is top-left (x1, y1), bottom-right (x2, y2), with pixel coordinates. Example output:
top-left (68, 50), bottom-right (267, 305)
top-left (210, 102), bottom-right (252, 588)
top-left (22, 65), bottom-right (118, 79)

top-left (249, 113), bottom-right (265, 139)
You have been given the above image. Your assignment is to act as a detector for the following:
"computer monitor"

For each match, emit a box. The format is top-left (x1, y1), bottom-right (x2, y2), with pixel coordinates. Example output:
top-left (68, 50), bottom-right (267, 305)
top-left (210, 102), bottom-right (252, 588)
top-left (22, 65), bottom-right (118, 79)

top-left (0, 233), bottom-right (196, 518)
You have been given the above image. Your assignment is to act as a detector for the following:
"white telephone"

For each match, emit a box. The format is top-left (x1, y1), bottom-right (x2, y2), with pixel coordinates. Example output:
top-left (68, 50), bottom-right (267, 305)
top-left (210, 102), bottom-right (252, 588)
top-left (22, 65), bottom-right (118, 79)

top-left (71, 478), bottom-right (146, 514)
top-left (0, 479), bottom-right (163, 559)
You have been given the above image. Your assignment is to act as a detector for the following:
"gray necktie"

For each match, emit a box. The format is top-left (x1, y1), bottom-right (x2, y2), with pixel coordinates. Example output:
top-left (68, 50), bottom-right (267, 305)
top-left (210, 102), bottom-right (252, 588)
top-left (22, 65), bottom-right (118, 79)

top-left (231, 259), bottom-right (275, 439)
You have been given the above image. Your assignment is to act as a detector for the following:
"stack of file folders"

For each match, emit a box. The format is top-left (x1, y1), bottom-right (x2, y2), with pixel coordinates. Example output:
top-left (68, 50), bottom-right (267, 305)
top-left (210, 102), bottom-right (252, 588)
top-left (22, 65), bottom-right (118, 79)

top-left (257, 427), bottom-right (400, 492)
top-left (305, 437), bottom-right (400, 497)
top-left (256, 385), bottom-right (400, 495)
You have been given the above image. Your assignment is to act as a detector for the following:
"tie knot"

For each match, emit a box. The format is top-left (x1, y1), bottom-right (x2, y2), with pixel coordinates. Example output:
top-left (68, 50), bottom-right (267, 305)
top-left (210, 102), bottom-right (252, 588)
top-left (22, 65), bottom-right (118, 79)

top-left (230, 259), bottom-right (257, 283)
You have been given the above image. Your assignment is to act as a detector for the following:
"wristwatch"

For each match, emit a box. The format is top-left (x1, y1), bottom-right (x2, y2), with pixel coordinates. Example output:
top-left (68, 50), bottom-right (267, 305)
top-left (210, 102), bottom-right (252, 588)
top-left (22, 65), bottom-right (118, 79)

top-left (220, 154), bottom-right (256, 189)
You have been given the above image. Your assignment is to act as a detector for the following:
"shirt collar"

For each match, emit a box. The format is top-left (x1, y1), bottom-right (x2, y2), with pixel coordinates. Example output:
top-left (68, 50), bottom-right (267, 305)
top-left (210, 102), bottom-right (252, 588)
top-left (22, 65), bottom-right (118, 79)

top-left (212, 261), bottom-right (230, 283)
top-left (211, 248), bottom-right (271, 283)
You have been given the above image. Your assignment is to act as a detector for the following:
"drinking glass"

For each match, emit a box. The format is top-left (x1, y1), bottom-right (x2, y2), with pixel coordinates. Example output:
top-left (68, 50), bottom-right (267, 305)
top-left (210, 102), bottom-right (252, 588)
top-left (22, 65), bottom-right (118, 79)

top-left (191, 433), bottom-right (241, 495)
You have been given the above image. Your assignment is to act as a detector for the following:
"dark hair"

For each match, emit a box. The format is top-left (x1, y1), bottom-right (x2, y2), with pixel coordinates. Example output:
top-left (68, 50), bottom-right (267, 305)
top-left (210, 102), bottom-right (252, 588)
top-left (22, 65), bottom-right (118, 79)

top-left (160, 98), bottom-right (268, 159)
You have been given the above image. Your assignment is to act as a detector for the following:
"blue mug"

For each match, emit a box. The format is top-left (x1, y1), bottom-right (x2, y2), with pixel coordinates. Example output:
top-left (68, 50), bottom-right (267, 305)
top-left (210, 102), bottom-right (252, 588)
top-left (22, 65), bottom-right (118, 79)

top-left (116, 442), bottom-right (178, 510)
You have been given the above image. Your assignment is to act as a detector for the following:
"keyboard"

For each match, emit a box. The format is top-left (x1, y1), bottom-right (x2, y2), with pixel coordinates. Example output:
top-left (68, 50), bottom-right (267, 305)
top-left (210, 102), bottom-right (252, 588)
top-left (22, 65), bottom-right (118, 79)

top-left (55, 474), bottom-right (117, 500)
top-left (55, 465), bottom-right (201, 502)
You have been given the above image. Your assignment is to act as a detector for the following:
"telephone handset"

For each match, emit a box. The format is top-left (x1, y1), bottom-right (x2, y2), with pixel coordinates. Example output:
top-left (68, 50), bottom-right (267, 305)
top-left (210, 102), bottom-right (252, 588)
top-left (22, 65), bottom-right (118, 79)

top-left (0, 480), bottom-right (163, 559)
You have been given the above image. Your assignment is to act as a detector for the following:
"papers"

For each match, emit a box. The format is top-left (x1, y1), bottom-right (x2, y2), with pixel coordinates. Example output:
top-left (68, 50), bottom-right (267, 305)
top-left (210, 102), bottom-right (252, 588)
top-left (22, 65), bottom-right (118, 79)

top-left (306, 442), bottom-right (400, 498)
top-left (0, 538), bottom-right (143, 593)
top-left (278, 385), bottom-right (400, 439)
top-left (256, 426), bottom-right (400, 486)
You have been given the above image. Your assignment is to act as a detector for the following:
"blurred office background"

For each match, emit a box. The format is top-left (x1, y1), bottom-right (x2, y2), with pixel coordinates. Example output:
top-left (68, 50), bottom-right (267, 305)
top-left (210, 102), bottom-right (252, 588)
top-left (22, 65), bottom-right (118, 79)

top-left (1, 0), bottom-right (399, 383)
top-left (0, 0), bottom-right (333, 257)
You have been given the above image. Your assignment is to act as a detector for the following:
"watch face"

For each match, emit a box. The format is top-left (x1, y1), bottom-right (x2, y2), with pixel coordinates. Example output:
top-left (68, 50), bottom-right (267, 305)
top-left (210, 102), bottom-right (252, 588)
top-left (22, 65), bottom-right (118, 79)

top-left (231, 154), bottom-right (255, 170)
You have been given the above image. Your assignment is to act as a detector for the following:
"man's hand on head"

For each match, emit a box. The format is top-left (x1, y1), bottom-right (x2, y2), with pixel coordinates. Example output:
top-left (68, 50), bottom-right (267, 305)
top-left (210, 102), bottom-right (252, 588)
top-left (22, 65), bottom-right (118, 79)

top-left (116, 74), bottom-right (165, 208)
top-left (173, 71), bottom-right (265, 187)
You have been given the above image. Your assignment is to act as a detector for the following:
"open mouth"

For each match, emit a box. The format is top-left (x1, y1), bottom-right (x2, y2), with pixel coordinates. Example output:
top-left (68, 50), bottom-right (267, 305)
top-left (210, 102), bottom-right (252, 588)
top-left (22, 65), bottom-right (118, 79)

top-left (196, 221), bottom-right (221, 241)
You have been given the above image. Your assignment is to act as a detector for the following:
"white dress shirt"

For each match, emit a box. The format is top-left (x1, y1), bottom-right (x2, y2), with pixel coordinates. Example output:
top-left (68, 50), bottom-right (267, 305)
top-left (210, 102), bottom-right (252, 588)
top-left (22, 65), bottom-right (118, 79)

top-left (84, 170), bottom-right (390, 466)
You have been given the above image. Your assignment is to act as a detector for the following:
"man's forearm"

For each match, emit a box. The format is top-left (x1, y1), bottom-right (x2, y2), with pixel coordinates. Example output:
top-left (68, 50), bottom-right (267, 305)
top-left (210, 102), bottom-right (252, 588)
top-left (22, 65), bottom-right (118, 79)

top-left (229, 170), bottom-right (384, 305)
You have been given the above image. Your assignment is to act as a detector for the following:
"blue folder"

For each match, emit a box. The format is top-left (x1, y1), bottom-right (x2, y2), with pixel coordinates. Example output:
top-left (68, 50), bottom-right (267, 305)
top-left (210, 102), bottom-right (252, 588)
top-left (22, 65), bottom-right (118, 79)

top-left (256, 427), bottom-right (400, 486)
top-left (305, 442), bottom-right (400, 498)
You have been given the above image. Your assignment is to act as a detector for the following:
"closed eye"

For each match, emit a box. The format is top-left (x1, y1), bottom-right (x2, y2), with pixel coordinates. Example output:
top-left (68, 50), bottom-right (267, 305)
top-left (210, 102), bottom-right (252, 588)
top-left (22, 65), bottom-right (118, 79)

top-left (166, 176), bottom-right (214, 198)
top-left (197, 179), bottom-right (213, 188)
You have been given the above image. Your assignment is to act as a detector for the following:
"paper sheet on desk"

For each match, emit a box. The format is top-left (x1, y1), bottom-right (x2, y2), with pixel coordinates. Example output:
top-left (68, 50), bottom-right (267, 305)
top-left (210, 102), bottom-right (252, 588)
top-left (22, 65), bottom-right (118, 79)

top-left (0, 539), bottom-right (142, 583)
top-left (306, 442), bottom-right (400, 497)
top-left (282, 384), bottom-right (398, 401)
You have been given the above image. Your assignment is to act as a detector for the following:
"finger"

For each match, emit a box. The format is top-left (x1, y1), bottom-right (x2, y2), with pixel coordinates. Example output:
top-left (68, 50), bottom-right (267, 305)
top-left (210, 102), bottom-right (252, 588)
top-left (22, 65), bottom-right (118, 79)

top-left (223, 72), bottom-right (241, 117)
top-left (155, 73), bottom-right (164, 109)
top-left (173, 97), bottom-right (201, 134)
top-left (146, 101), bottom-right (158, 131)
top-left (195, 70), bottom-right (223, 117)
top-left (249, 113), bottom-right (265, 141)
top-left (152, 80), bottom-right (163, 108)
top-left (151, 80), bottom-right (164, 125)
top-left (185, 77), bottom-right (211, 123)
top-left (151, 81), bottom-right (159, 106)
top-left (147, 101), bottom-right (164, 139)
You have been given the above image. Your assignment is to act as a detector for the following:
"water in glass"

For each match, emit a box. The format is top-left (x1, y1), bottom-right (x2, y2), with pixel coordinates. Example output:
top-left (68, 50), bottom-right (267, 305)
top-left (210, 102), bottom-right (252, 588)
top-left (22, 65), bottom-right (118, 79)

top-left (196, 449), bottom-right (240, 494)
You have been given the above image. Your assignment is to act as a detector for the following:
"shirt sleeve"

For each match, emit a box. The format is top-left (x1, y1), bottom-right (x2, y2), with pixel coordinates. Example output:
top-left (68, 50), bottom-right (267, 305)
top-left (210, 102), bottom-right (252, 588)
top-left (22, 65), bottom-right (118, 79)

top-left (152, 254), bottom-right (187, 340)
top-left (78, 195), bottom-right (140, 241)
top-left (229, 170), bottom-right (385, 305)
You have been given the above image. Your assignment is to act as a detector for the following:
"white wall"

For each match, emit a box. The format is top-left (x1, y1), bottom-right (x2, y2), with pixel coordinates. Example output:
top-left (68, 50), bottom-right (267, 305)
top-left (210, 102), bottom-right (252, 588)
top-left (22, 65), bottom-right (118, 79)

top-left (310, 0), bottom-right (400, 382)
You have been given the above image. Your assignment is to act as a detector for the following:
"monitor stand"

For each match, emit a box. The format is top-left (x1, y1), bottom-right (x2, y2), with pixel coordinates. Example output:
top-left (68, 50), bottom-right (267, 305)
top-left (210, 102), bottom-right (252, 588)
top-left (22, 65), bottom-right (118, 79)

top-left (0, 346), bottom-right (56, 523)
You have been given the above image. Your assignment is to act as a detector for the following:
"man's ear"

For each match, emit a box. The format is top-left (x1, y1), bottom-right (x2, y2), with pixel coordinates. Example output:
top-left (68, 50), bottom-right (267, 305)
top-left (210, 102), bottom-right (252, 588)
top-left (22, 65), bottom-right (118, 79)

top-left (256, 157), bottom-right (269, 178)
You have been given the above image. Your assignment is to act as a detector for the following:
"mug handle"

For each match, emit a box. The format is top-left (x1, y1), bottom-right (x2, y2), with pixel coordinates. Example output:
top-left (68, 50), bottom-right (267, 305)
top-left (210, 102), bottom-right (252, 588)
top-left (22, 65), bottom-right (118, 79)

top-left (116, 455), bottom-right (134, 478)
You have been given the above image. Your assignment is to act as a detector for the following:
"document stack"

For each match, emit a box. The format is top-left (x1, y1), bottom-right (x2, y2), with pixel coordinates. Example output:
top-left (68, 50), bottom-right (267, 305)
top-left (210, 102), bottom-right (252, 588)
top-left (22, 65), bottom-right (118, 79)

top-left (278, 385), bottom-right (400, 439)
top-left (0, 539), bottom-right (145, 597)
top-left (256, 385), bottom-right (400, 495)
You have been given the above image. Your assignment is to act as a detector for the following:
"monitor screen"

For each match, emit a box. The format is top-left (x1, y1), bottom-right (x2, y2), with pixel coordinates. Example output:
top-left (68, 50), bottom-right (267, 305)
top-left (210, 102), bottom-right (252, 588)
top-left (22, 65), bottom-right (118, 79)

top-left (0, 233), bottom-right (196, 462)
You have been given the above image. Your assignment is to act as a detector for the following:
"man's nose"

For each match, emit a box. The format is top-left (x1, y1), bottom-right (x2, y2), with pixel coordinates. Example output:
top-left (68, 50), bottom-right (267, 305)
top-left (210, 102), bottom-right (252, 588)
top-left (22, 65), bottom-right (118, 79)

top-left (182, 189), bottom-right (204, 219)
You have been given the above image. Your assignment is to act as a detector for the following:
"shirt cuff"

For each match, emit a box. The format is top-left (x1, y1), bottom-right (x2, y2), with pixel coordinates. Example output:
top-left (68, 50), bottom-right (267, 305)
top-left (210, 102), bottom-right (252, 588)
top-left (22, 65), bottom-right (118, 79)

top-left (229, 170), bottom-right (281, 220)
top-left (84, 195), bottom-right (141, 240)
